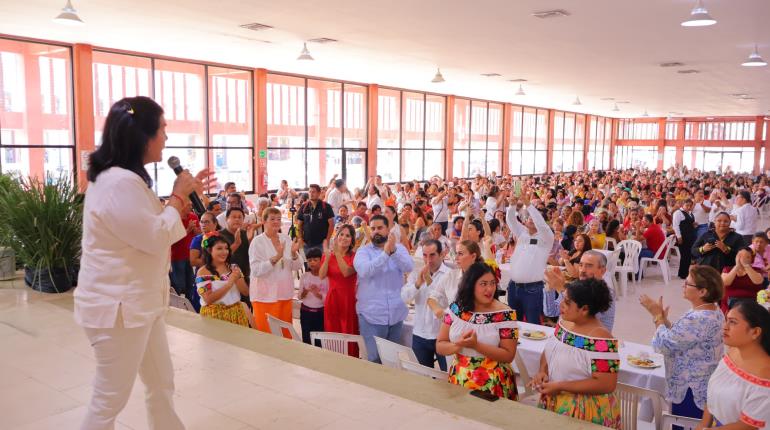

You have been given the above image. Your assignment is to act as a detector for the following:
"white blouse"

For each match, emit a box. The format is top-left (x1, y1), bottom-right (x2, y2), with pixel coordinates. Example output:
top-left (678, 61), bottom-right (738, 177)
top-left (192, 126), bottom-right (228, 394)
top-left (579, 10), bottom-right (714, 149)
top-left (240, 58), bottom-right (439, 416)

top-left (75, 167), bottom-right (185, 328)
top-left (195, 272), bottom-right (241, 307)
top-left (707, 355), bottom-right (770, 429)
top-left (443, 303), bottom-right (518, 358)
top-left (248, 233), bottom-right (303, 303)
top-left (543, 322), bottom-right (620, 381)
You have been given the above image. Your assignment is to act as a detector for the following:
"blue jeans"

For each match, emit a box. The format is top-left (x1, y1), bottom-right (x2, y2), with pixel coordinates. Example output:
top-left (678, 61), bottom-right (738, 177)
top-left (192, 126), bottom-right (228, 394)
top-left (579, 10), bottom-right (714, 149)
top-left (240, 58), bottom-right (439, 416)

top-left (695, 224), bottom-right (709, 240)
top-left (672, 388), bottom-right (703, 430)
top-left (357, 314), bottom-right (403, 363)
top-left (412, 335), bottom-right (447, 371)
top-left (507, 281), bottom-right (544, 324)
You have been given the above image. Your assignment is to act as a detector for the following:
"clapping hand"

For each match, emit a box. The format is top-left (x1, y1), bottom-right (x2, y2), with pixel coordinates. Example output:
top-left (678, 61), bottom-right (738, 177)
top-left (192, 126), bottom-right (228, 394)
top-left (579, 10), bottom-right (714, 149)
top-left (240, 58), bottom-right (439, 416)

top-left (714, 240), bottom-right (728, 253)
top-left (456, 329), bottom-right (477, 349)
top-left (544, 266), bottom-right (567, 293)
top-left (639, 294), bottom-right (669, 320)
top-left (529, 371), bottom-right (549, 392)
top-left (384, 232), bottom-right (397, 254)
top-left (701, 242), bottom-right (716, 253)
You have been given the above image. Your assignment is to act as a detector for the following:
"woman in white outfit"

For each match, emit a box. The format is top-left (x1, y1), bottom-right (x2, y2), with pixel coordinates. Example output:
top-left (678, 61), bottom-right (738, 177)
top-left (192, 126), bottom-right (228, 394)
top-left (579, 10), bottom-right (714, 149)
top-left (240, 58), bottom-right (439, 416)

top-left (75, 96), bottom-right (211, 430)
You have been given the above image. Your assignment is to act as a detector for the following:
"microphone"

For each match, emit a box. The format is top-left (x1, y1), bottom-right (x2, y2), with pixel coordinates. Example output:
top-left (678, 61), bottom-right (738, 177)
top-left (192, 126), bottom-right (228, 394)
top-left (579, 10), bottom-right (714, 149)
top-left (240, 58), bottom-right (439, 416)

top-left (167, 156), bottom-right (205, 215)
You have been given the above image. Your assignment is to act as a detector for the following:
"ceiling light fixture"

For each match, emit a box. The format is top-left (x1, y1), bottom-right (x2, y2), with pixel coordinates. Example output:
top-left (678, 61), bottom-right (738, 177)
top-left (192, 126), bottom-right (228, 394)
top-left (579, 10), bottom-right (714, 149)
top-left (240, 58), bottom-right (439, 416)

top-left (481, 73), bottom-right (501, 77)
top-left (515, 85), bottom-right (526, 96)
top-left (431, 68), bottom-right (445, 83)
top-left (681, 0), bottom-right (716, 27)
top-left (741, 45), bottom-right (768, 67)
top-left (508, 78), bottom-right (528, 82)
top-left (53, 0), bottom-right (84, 25)
top-left (612, 103), bottom-right (620, 112)
top-left (573, 96), bottom-right (582, 106)
top-left (642, 109), bottom-right (650, 117)
top-left (297, 42), bottom-right (314, 61)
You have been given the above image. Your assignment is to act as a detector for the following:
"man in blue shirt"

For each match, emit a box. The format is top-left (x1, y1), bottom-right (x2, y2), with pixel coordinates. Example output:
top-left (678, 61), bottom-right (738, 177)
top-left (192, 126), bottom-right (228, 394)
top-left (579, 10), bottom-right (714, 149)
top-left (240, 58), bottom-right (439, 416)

top-left (353, 215), bottom-right (414, 362)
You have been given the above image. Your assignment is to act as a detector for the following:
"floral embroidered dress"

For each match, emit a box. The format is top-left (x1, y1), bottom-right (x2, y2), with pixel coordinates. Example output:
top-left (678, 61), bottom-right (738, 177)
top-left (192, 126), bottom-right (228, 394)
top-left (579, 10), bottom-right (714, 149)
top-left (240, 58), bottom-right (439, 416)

top-left (706, 355), bottom-right (770, 428)
top-left (538, 323), bottom-right (621, 429)
top-left (443, 303), bottom-right (518, 400)
top-left (651, 309), bottom-right (723, 409)
top-left (196, 272), bottom-right (249, 327)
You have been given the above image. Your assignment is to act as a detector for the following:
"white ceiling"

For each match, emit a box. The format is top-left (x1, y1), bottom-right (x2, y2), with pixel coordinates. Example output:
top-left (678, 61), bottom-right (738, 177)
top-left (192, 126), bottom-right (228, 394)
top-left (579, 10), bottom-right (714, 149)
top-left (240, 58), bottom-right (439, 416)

top-left (1, 0), bottom-right (769, 118)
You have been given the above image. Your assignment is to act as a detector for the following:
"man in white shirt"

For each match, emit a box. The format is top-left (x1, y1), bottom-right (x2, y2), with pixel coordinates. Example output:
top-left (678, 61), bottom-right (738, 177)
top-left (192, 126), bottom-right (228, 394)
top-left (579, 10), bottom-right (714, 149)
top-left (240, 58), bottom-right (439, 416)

top-left (732, 190), bottom-right (759, 244)
top-left (505, 192), bottom-right (554, 323)
top-left (326, 179), bottom-right (353, 215)
top-left (401, 239), bottom-right (450, 371)
top-left (692, 190), bottom-right (711, 239)
top-left (431, 187), bottom-right (450, 234)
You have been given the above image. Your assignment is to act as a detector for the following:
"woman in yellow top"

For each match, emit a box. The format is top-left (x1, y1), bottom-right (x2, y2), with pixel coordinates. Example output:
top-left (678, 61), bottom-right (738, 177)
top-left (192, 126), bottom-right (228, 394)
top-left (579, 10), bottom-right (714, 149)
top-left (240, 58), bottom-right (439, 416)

top-left (587, 219), bottom-right (606, 250)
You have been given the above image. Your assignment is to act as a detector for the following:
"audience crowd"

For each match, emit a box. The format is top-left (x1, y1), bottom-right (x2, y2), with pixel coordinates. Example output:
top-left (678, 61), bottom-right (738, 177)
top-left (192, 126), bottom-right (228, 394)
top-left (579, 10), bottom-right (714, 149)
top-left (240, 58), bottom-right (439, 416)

top-left (173, 166), bottom-right (770, 429)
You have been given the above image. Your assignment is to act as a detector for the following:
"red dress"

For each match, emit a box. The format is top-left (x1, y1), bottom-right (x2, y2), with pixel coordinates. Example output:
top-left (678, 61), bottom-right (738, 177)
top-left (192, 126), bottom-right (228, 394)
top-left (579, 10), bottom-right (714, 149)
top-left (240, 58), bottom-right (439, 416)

top-left (323, 253), bottom-right (359, 356)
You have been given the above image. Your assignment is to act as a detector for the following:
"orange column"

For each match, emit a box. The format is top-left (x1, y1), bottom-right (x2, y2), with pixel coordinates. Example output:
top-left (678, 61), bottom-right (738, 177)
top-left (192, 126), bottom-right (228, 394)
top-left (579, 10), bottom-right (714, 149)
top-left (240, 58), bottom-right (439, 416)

top-left (765, 119), bottom-right (770, 175)
top-left (609, 119), bottom-right (618, 169)
top-left (501, 104), bottom-right (511, 175)
top-left (254, 68), bottom-right (267, 193)
top-left (367, 84), bottom-right (378, 179)
top-left (546, 109), bottom-right (555, 173)
top-left (72, 44), bottom-right (95, 191)
top-left (445, 96), bottom-right (455, 179)
top-left (754, 116), bottom-right (763, 175)
top-left (656, 118), bottom-right (665, 172)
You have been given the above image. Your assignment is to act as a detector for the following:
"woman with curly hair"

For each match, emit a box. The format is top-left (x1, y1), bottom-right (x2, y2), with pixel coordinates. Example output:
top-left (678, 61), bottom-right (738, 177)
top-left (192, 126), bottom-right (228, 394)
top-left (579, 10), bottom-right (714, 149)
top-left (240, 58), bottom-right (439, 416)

top-left (436, 262), bottom-right (519, 400)
top-left (195, 232), bottom-right (250, 327)
top-left (531, 278), bottom-right (620, 429)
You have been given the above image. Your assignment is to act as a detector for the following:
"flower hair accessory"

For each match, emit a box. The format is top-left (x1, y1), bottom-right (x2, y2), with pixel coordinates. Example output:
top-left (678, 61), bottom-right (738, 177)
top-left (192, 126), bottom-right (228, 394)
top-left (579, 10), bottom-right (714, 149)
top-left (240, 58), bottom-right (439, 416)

top-left (201, 231), bottom-right (220, 249)
top-left (484, 258), bottom-right (502, 283)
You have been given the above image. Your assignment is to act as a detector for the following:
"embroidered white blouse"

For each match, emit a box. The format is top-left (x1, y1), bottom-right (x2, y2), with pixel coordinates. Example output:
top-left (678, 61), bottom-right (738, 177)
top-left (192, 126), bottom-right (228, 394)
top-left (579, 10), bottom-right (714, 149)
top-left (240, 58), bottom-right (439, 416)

top-left (706, 355), bottom-right (770, 429)
top-left (74, 167), bottom-right (186, 328)
top-left (248, 233), bottom-right (302, 303)
top-left (443, 303), bottom-right (518, 358)
top-left (543, 323), bottom-right (620, 381)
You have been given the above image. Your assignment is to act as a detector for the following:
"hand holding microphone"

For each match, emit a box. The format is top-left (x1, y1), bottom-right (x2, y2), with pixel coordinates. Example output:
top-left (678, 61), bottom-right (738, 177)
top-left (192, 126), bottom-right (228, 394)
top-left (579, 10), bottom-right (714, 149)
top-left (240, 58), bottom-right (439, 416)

top-left (168, 156), bottom-right (216, 215)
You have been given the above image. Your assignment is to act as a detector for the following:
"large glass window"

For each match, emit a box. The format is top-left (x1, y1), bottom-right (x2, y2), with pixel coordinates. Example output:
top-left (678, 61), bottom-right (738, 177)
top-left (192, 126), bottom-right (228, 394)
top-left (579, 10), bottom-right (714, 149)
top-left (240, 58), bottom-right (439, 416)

top-left (617, 119), bottom-right (659, 140)
top-left (509, 106), bottom-right (548, 175)
top-left (92, 52), bottom-right (254, 195)
top-left (587, 116), bottom-right (611, 170)
top-left (453, 99), bottom-right (501, 178)
top-left (267, 74), bottom-right (367, 190)
top-left (684, 146), bottom-right (755, 173)
top-left (0, 39), bottom-right (75, 181)
top-left (376, 89), bottom-right (444, 182)
top-left (684, 121), bottom-right (756, 141)
top-left (614, 145), bottom-right (657, 170)
top-left (552, 111), bottom-right (585, 172)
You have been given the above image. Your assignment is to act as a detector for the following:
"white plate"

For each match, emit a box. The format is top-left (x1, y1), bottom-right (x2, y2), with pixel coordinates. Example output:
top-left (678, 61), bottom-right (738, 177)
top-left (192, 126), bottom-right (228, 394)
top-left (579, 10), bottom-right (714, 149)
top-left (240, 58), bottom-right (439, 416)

top-left (521, 330), bottom-right (548, 341)
top-left (626, 355), bottom-right (662, 369)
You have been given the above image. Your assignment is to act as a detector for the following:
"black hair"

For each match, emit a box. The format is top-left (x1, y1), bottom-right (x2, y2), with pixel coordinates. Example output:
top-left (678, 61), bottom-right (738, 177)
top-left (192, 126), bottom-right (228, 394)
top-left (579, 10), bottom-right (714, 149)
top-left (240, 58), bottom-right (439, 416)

top-left (207, 200), bottom-right (221, 210)
top-left (335, 224), bottom-right (356, 254)
top-left (469, 219), bottom-right (485, 238)
top-left (334, 178), bottom-right (345, 188)
top-left (455, 262), bottom-right (497, 313)
top-left (422, 238), bottom-right (443, 254)
top-left (756, 232), bottom-right (770, 242)
top-left (606, 219), bottom-right (621, 238)
top-left (488, 218), bottom-right (501, 233)
top-left (371, 204), bottom-right (382, 213)
top-left (305, 247), bottom-right (323, 260)
top-left (370, 214), bottom-right (389, 227)
top-left (386, 205), bottom-right (399, 224)
top-left (87, 96), bottom-right (163, 186)
top-left (643, 214), bottom-right (654, 223)
top-left (202, 235), bottom-right (232, 278)
top-left (730, 301), bottom-right (770, 355)
top-left (565, 278), bottom-right (612, 316)
top-left (226, 207), bottom-right (245, 218)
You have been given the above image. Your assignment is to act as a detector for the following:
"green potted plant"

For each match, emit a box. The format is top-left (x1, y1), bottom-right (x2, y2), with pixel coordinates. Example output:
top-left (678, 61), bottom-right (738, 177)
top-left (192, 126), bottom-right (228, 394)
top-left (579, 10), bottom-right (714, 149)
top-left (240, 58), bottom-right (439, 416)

top-left (0, 174), bottom-right (83, 293)
top-left (0, 174), bottom-right (17, 280)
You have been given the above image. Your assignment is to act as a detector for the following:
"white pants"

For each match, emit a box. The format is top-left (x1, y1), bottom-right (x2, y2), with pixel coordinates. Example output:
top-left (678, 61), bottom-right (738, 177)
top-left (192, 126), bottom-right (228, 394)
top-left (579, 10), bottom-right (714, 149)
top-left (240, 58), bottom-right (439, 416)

top-left (81, 312), bottom-right (184, 430)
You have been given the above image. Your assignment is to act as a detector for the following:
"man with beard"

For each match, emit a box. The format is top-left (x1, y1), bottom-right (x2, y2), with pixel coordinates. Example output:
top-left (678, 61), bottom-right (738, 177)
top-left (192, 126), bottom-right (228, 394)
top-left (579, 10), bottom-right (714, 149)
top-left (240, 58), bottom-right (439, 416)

top-left (353, 215), bottom-right (414, 363)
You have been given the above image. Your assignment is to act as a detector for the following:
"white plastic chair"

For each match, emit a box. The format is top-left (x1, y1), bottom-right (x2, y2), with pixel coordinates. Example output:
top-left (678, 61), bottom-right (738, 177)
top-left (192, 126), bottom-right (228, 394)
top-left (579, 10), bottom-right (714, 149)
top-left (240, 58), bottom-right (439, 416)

top-left (399, 358), bottom-right (448, 379)
top-left (513, 353), bottom-right (539, 406)
top-left (606, 237), bottom-right (618, 251)
top-left (661, 413), bottom-right (701, 430)
top-left (241, 302), bottom-right (255, 328)
top-left (640, 235), bottom-right (676, 285)
top-left (267, 314), bottom-right (301, 341)
top-left (605, 247), bottom-right (623, 297)
top-left (615, 383), bottom-right (663, 430)
top-left (668, 240), bottom-right (681, 267)
top-left (310, 332), bottom-right (367, 359)
top-left (374, 336), bottom-right (418, 369)
top-left (169, 294), bottom-right (196, 312)
top-left (614, 240), bottom-right (642, 295)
